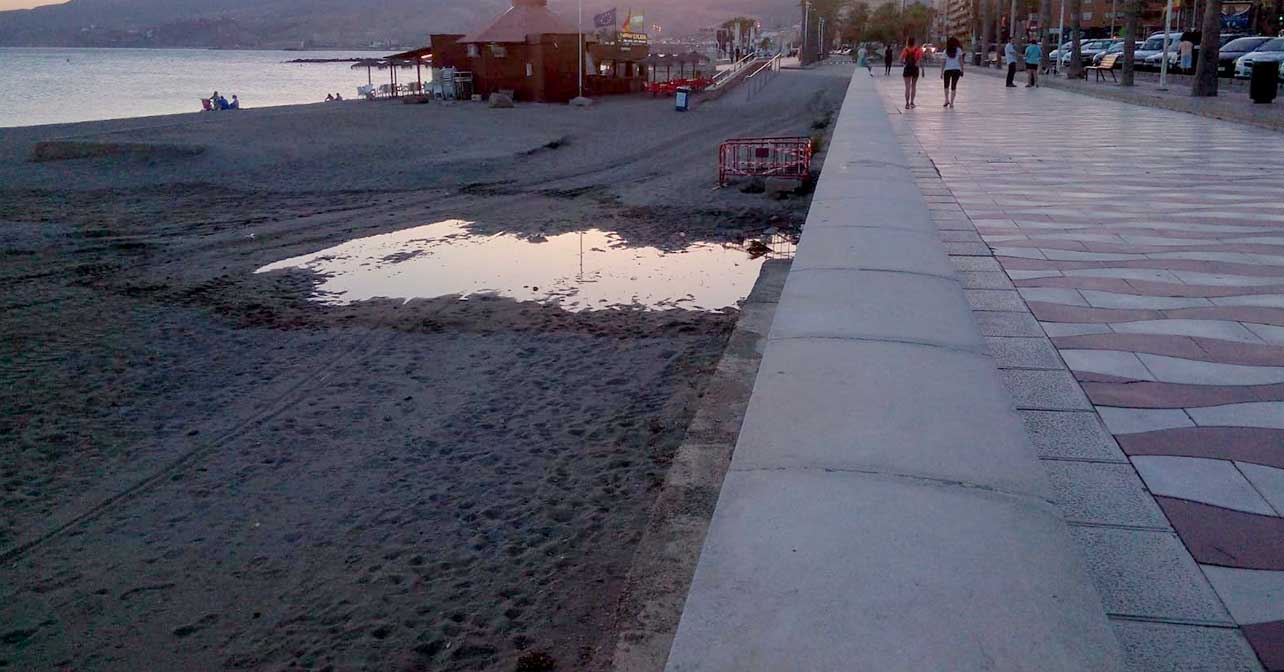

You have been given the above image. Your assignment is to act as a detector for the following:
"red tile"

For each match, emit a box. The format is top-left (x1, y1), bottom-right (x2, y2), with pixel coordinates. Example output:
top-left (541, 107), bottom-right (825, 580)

top-left (1166, 306), bottom-right (1284, 328)
top-left (1243, 621), bottom-right (1284, 672)
top-left (1118, 427), bottom-right (1284, 469)
top-left (1083, 381), bottom-right (1284, 409)
top-left (1155, 496), bottom-right (1284, 570)
top-left (1052, 334), bottom-right (1208, 361)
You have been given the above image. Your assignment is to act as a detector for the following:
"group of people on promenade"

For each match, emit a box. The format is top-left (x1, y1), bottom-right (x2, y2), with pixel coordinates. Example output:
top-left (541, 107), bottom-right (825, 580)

top-left (855, 36), bottom-right (1044, 110)
top-left (1003, 36), bottom-right (1044, 88)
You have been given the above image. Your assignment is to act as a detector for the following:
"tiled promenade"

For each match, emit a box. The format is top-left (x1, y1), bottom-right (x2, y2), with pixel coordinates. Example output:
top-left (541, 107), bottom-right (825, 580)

top-left (877, 76), bottom-right (1284, 671)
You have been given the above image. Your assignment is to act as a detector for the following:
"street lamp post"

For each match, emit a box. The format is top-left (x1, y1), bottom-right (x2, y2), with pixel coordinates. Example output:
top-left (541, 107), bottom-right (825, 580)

top-left (1110, 0), bottom-right (1117, 35)
top-left (1158, 0), bottom-right (1173, 90)
top-left (578, 0), bottom-right (583, 98)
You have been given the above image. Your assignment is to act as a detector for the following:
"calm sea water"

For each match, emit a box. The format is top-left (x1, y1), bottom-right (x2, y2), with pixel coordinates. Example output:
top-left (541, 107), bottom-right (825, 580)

top-left (0, 47), bottom-right (412, 128)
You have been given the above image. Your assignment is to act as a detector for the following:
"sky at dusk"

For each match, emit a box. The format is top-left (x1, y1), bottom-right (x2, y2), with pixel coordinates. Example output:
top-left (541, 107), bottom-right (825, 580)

top-left (0, 0), bottom-right (62, 10)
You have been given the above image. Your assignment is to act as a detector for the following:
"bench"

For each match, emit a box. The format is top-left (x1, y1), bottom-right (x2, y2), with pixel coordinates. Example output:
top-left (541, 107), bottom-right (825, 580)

top-left (1086, 53), bottom-right (1119, 81)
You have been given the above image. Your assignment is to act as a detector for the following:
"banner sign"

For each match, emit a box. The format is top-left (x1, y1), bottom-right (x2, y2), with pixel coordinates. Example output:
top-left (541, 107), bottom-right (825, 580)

top-left (620, 31), bottom-right (649, 46)
top-left (1220, 7), bottom-right (1251, 30)
top-left (594, 8), bottom-right (617, 29)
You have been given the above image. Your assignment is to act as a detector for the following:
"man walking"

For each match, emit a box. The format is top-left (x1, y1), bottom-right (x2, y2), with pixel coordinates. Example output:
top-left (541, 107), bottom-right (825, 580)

top-left (884, 43), bottom-right (895, 76)
top-left (1004, 37), bottom-right (1019, 87)
top-left (1024, 38), bottom-right (1042, 87)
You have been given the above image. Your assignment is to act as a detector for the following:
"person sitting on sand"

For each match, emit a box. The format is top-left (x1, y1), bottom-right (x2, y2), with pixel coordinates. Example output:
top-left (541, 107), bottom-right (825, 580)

top-left (326, 93), bottom-right (334, 101)
top-left (211, 91), bottom-right (221, 110)
top-left (229, 95), bottom-right (240, 110)
top-left (217, 95), bottom-right (230, 110)
top-left (334, 92), bottom-right (343, 101)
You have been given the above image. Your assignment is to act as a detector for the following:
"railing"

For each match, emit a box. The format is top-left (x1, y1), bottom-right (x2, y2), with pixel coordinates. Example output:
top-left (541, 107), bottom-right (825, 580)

top-left (707, 53), bottom-right (759, 92)
top-left (718, 136), bottom-right (813, 187)
top-left (744, 52), bottom-right (783, 100)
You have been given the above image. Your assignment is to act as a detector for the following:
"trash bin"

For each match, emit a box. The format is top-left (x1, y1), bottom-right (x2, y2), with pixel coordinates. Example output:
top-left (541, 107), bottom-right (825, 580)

top-left (675, 86), bottom-right (691, 112)
top-left (1250, 60), bottom-right (1280, 104)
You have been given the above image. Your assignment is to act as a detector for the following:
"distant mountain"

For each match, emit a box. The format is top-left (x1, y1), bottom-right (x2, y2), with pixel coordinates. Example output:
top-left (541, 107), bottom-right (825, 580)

top-left (0, 0), bottom-right (802, 49)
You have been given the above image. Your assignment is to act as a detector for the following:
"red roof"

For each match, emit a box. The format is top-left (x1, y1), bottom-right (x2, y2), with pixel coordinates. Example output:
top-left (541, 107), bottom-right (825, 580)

top-left (460, 0), bottom-right (577, 44)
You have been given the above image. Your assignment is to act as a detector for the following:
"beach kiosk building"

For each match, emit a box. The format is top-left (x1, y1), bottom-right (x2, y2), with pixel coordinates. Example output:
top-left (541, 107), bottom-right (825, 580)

top-left (430, 0), bottom-right (587, 103)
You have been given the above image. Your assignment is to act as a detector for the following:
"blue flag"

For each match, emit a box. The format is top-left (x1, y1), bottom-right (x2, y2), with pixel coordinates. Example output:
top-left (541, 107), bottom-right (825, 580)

top-left (594, 8), bottom-right (617, 29)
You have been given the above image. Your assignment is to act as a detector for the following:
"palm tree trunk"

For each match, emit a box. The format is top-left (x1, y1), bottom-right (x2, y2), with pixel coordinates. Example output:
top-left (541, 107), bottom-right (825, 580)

top-left (1040, 0), bottom-right (1053, 70)
top-left (982, 0), bottom-right (994, 65)
top-left (1068, 0), bottom-right (1084, 78)
top-left (1121, 0), bottom-right (1139, 85)
top-left (1191, 0), bottom-right (1221, 95)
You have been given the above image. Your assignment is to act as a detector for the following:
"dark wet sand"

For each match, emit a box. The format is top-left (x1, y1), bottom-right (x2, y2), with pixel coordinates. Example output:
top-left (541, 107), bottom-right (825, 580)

top-left (0, 64), bottom-right (853, 671)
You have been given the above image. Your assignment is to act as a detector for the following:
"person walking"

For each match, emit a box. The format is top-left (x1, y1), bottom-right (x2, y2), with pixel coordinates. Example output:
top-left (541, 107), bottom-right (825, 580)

top-left (1024, 38), bottom-right (1042, 87)
top-left (1004, 36), bottom-right (1019, 87)
top-left (1178, 34), bottom-right (1194, 74)
top-left (857, 43), bottom-right (873, 76)
top-left (941, 36), bottom-right (964, 108)
top-left (902, 37), bottom-right (924, 108)
top-left (884, 43), bottom-right (895, 76)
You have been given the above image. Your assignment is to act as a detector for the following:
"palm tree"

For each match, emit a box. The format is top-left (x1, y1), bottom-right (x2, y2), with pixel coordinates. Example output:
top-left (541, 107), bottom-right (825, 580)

top-left (981, 0), bottom-right (994, 64)
top-left (1121, 0), bottom-right (1139, 85)
top-left (1191, 0), bottom-right (1222, 95)
top-left (1039, 0), bottom-right (1053, 70)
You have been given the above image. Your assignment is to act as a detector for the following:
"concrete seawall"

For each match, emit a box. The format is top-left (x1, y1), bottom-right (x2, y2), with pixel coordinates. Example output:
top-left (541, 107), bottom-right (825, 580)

top-left (663, 70), bottom-right (1127, 670)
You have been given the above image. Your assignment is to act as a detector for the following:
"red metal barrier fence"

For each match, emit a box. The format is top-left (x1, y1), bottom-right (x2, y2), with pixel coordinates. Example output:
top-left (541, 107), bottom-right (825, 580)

top-left (718, 137), bottom-right (813, 187)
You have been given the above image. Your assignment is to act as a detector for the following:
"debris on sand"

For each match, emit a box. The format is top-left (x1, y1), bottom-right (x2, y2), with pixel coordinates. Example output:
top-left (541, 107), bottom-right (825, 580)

top-left (515, 650), bottom-right (557, 671)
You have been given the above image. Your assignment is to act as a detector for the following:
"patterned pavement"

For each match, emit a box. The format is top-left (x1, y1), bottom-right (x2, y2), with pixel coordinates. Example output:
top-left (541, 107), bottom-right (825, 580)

top-left (873, 75), bottom-right (1284, 671)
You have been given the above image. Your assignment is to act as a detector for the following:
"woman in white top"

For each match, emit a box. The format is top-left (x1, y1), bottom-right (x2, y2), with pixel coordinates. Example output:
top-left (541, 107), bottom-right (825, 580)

top-left (941, 36), bottom-right (964, 108)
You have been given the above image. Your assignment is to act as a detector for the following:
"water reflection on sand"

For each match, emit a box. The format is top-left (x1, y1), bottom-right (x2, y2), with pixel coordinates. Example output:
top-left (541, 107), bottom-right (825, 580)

top-left (256, 219), bottom-right (794, 312)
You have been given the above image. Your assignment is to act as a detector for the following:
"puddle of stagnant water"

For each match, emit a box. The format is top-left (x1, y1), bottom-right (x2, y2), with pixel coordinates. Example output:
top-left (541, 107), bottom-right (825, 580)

top-left (255, 219), bottom-right (795, 312)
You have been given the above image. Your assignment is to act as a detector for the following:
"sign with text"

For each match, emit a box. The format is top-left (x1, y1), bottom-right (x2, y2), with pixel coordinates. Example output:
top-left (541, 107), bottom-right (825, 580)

top-left (620, 31), bottom-right (649, 46)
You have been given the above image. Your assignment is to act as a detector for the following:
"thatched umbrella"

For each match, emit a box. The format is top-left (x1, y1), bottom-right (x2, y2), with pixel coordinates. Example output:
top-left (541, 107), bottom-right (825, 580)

top-left (350, 58), bottom-right (383, 87)
top-left (684, 51), bottom-right (710, 78)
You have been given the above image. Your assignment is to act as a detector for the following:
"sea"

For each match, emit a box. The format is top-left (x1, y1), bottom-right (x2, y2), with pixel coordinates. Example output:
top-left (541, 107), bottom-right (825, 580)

top-left (0, 47), bottom-right (417, 129)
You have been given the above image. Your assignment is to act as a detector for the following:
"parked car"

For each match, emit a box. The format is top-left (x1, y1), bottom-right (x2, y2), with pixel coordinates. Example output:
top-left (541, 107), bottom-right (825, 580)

top-left (1133, 33), bottom-right (1174, 70)
top-left (1059, 39), bottom-right (1115, 67)
top-left (1144, 31), bottom-right (1248, 72)
top-left (1235, 37), bottom-right (1284, 79)
top-left (1218, 36), bottom-right (1273, 76)
top-left (1093, 40), bottom-right (1144, 68)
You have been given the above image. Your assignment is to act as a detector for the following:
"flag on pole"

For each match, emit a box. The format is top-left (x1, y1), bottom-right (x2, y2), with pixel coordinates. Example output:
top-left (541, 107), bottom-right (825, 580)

top-left (593, 8), bottom-right (617, 29)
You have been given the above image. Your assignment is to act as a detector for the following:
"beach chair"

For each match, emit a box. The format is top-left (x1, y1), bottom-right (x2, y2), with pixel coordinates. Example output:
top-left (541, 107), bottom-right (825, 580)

top-left (200, 98), bottom-right (213, 111)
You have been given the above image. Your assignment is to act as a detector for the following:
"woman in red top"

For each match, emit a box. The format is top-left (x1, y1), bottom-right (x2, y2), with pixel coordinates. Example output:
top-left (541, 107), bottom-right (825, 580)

top-left (901, 37), bottom-right (924, 109)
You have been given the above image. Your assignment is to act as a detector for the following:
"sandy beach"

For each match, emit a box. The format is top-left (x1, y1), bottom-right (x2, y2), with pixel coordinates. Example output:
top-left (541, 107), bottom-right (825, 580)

top-left (1, 64), bottom-right (851, 671)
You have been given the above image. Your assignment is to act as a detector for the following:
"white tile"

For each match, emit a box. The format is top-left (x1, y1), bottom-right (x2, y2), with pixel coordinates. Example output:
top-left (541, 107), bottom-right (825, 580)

top-left (1188, 402), bottom-right (1284, 430)
top-left (1018, 287), bottom-right (1088, 306)
top-left (1200, 565), bottom-right (1284, 625)
top-left (1007, 270), bottom-right (1062, 280)
top-left (1246, 322), bottom-right (1284, 346)
top-left (1132, 456), bottom-right (1275, 515)
top-left (1138, 354), bottom-right (1284, 386)
top-left (1109, 319), bottom-right (1265, 344)
top-left (1171, 271), bottom-right (1284, 287)
top-left (1098, 407), bottom-right (1194, 435)
top-left (1236, 462), bottom-right (1284, 514)
top-left (1210, 294), bottom-right (1284, 309)
top-left (1061, 350), bottom-right (1155, 381)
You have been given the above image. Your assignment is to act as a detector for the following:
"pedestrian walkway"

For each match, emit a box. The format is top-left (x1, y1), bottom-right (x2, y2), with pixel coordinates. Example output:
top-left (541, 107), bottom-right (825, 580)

top-left (876, 75), bottom-right (1284, 672)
